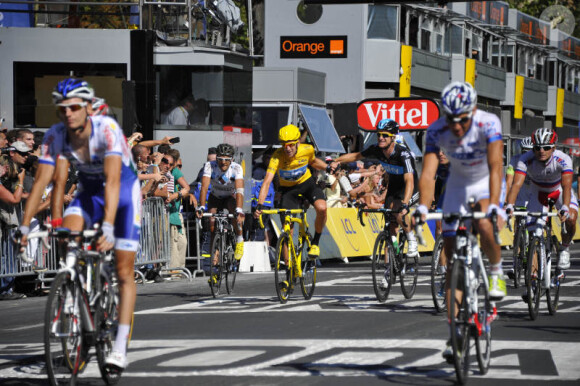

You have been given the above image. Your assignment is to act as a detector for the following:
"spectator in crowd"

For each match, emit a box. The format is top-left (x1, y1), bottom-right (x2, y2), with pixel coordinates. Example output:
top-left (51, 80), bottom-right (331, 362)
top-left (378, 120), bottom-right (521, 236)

top-left (324, 168), bottom-right (348, 208)
top-left (132, 144), bottom-right (163, 199)
top-left (0, 129), bottom-right (8, 149)
top-left (163, 94), bottom-right (195, 126)
top-left (166, 148), bottom-right (190, 269)
top-left (15, 129), bottom-right (35, 151)
top-left (189, 98), bottom-right (210, 125)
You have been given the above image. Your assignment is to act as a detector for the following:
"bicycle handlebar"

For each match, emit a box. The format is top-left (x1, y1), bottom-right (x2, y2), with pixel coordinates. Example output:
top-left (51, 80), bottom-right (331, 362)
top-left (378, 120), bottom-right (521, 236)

top-left (414, 211), bottom-right (492, 246)
top-left (17, 228), bottom-right (100, 264)
top-left (358, 207), bottom-right (408, 228)
top-left (257, 208), bottom-right (305, 229)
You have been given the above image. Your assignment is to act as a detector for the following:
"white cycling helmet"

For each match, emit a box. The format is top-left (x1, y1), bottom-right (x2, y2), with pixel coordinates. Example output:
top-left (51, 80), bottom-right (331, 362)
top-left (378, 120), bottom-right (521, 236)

top-left (520, 137), bottom-right (533, 151)
top-left (52, 78), bottom-right (95, 104)
top-left (532, 127), bottom-right (558, 146)
top-left (441, 81), bottom-right (477, 116)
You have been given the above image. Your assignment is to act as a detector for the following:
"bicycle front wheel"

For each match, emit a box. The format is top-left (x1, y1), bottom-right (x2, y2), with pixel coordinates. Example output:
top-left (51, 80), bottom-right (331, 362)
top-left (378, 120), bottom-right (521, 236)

top-left (474, 266), bottom-right (492, 375)
top-left (275, 232), bottom-right (293, 303)
top-left (430, 235), bottom-right (446, 312)
top-left (371, 232), bottom-right (393, 302)
top-left (546, 235), bottom-right (561, 315)
top-left (449, 259), bottom-right (470, 385)
top-left (209, 233), bottom-right (224, 298)
top-left (225, 236), bottom-right (238, 294)
top-left (399, 233), bottom-right (418, 299)
top-left (45, 271), bottom-right (86, 386)
top-left (300, 234), bottom-right (316, 300)
top-left (525, 237), bottom-right (542, 320)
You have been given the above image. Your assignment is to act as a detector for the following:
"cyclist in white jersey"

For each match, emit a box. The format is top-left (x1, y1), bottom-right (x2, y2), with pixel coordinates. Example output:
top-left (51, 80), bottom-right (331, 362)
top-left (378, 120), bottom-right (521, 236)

top-left (18, 78), bottom-right (140, 370)
top-left (505, 127), bottom-right (577, 270)
top-left (196, 143), bottom-right (245, 278)
top-left (414, 82), bottom-right (506, 360)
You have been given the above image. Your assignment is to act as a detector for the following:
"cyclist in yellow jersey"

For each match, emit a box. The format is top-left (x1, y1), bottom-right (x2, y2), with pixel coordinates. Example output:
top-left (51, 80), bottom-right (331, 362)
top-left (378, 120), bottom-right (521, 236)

top-left (254, 124), bottom-right (329, 258)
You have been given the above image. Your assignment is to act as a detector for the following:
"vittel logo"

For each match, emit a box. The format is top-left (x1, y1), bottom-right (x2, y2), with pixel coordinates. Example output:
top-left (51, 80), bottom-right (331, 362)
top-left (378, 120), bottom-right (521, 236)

top-left (357, 98), bottom-right (440, 131)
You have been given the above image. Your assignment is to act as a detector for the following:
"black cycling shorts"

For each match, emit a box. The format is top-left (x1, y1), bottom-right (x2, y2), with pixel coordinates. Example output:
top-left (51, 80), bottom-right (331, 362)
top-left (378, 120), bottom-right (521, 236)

top-left (207, 194), bottom-right (236, 213)
top-left (279, 176), bottom-right (326, 210)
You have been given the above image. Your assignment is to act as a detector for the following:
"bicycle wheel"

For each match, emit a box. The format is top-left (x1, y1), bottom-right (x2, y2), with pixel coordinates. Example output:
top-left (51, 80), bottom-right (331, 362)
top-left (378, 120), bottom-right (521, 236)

top-left (525, 237), bottom-right (542, 320)
top-left (511, 223), bottom-right (526, 288)
top-left (45, 271), bottom-right (86, 386)
top-left (300, 234), bottom-right (316, 300)
top-left (430, 235), bottom-right (446, 312)
top-left (209, 233), bottom-right (224, 297)
top-left (474, 266), bottom-right (491, 375)
top-left (546, 236), bottom-right (561, 315)
top-left (371, 232), bottom-right (393, 302)
top-left (225, 235), bottom-right (238, 294)
top-left (275, 232), bottom-right (293, 304)
top-left (95, 264), bottom-right (123, 385)
top-left (399, 233), bottom-right (418, 299)
top-left (449, 259), bottom-right (470, 385)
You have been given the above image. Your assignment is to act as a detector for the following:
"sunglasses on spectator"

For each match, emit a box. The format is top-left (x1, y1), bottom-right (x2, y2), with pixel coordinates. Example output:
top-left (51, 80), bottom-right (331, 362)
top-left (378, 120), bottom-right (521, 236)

top-left (533, 145), bottom-right (554, 151)
top-left (161, 158), bottom-right (174, 166)
top-left (377, 132), bottom-right (394, 139)
top-left (56, 102), bottom-right (87, 114)
top-left (446, 112), bottom-right (472, 124)
top-left (17, 151), bottom-right (30, 157)
top-left (176, 164), bottom-right (183, 169)
top-left (217, 157), bottom-right (232, 162)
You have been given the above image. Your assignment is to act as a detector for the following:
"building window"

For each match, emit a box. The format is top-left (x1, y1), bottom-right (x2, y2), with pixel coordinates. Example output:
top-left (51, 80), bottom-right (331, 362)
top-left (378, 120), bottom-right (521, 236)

top-left (548, 60), bottom-right (556, 86)
top-left (296, 1), bottom-right (323, 25)
top-left (434, 22), bottom-right (445, 55)
top-left (446, 24), bottom-right (463, 54)
top-left (420, 18), bottom-right (431, 51)
top-left (505, 44), bottom-right (514, 73)
top-left (367, 5), bottom-right (398, 40)
top-left (408, 13), bottom-right (419, 48)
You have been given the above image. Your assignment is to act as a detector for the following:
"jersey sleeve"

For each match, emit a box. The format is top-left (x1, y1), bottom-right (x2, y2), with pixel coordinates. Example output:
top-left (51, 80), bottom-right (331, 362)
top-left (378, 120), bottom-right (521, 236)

top-left (515, 153), bottom-right (530, 175)
top-left (305, 144), bottom-right (315, 162)
top-left (101, 117), bottom-right (125, 157)
top-left (202, 161), bottom-right (212, 178)
top-left (232, 163), bottom-right (244, 180)
top-left (401, 149), bottom-right (414, 174)
top-left (360, 145), bottom-right (379, 159)
top-left (560, 152), bottom-right (574, 175)
top-left (39, 126), bottom-right (63, 166)
top-left (266, 150), bottom-right (281, 175)
top-left (424, 126), bottom-right (441, 154)
top-left (483, 114), bottom-right (502, 144)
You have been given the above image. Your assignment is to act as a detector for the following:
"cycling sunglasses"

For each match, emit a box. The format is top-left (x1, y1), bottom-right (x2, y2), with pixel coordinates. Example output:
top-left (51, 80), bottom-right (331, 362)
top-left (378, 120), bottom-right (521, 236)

top-left (217, 157), bottom-right (232, 162)
top-left (56, 102), bottom-right (87, 114)
top-left (281, 140), bottom-right (299, 148)
top-left (446, 112), bottom-right (472, 124)
top-left (533, 145), bottom-right (554, 151)
top-left (377, 132), bottom-right (395, 139)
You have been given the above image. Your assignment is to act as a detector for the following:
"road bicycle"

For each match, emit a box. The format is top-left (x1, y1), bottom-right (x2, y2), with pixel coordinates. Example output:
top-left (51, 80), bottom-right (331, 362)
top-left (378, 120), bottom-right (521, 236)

top-left (358, 207), bottom-right (418, 302)
top-left (507, 206), bottom-right (529, 288)
top-left (259, 208), bottom-right (316, 304)
top-left (416, 211), bottom-right (499, 385)
top-left (514, 200), bottom-right (564, 320)
top-left (202, 211), bottom-right (240, 297)
top-left (20, 227), bottom-right (130, 386)
top-left (431, 233), bottom-right (446, 312)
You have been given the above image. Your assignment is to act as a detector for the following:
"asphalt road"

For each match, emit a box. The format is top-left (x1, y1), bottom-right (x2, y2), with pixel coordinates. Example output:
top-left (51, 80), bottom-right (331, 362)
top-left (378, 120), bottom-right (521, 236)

top-left (1, 246), bottom-right (579, 385)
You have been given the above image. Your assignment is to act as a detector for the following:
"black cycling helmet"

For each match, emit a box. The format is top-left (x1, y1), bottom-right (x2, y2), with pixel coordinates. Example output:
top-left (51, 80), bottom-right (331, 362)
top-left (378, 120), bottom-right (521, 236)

top-left (376, 118), bottom-right (399, 135)
top-left (216, 143), bottom-right (235, 157)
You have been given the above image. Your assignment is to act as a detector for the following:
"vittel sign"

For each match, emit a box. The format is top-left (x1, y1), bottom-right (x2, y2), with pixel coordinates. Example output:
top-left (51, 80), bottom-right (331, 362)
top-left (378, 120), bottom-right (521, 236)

top-left (357, 98), bottom-right (440, 131)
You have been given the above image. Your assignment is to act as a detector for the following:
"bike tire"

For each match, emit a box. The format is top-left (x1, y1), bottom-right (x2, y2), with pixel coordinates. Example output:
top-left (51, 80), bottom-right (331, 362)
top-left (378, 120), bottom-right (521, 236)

top-left (449, 259), bottom-right (470, 385)
top-left (95, 261), bottom-right (124, 385)
top-left (512, 224), bottom-right (526, 288)
top-left (209, 233), bottom-right (224, 298)
top-left (525, 237), bottom-right (542, 320)
top-left (371, 232), bottom-right (392, 303)
top-left (430, 235), bottom-right (446, 312)
top-left (300, 234), bottom-right (317, 300)
top-left (399, 233), bottom-right (418, 299)
top-left (275, 232), bottom-right (293, 304)
top-left (474, 266), bottom-right (492, 375)
top-left (225, 235), bottom-right (238, 294)
top-left (546, 235), bottom-right (561, 315)
top-left (44, 271), bottom-right (86, 386)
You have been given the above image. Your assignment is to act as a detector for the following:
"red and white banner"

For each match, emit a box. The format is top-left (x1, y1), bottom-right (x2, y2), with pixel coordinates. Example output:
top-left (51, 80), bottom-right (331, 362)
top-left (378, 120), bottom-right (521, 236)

top-left (357, 98), bottom-right (440, 131)
top-left (563, 137), bottom-right (580, 157)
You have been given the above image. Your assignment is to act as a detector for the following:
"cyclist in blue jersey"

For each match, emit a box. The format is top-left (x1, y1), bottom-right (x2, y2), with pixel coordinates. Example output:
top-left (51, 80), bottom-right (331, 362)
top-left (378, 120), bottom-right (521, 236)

top-left (18, 78), bottom-right (140, 370)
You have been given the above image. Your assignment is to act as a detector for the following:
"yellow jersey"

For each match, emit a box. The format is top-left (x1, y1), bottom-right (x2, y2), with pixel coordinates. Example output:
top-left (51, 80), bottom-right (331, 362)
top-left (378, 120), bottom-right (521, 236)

top-left (267, 144), bottom-right (315, 187)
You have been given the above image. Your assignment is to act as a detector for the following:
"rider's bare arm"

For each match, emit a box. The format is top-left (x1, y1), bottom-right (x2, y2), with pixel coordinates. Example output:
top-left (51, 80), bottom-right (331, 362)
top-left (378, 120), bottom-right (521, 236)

top-left (103, 155), bottom-right (122, 226)
top-left (418, 152), bottom-right (439, 209)
top-left (487, 140), bottom-right (504, 207)
top-left (22, 163), bottom-right (55, 228)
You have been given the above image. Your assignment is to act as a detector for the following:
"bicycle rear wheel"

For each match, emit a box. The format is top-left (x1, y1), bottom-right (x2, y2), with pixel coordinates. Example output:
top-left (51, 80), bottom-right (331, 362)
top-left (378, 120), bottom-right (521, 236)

top-left (474, 267), bottom-right (492, 375)
top-left (546, 236), bottom-right (561, 315)
top-left (449, 259), bottom-right (470, 385)
top-left (430, 235), bottom-right (446, 312)
top-left (371, 232), bottom-right (393, 302)
top-left (399, 233), bottom-right (418, 299)
top-left (275, 232), bottom-right (293, 303)
top-left (45, 271), bottom-right (86, 386)
top-left (209, 233), bottom-right (224, 297)
top-left (525, 237), bottom-right (542, 320)
top-left (225, 235), bottom-right (238, 294)
top-left (511, 224), bottom-right (526, 288)
top-left (300, 234), bottom-right (316, 300)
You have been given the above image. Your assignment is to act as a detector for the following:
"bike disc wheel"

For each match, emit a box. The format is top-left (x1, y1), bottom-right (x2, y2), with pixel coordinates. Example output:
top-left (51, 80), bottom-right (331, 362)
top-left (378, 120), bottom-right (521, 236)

top-left (475, 267), bottom-right (491, 375)
top-left (512, 225), bottom-right (526, 288)
top-left (275, 232), bottom-right (293, 304)
top-left (300, 235), bottom-right (316, 300)
top-left (430, 235), bottom-right (446, 312)
top-left (546, 236), bottom-right (561, 315)
top-left (449, 259), bottom-right (470, 385)
top-left (525, 237), bottom-right (542, 320)
top-left (399, 234), bottom-right (418, 299)
top-left (96, 266), bottom-right (123, 385)
top-left (209, 233), bottom-right (224, 298)
top-left (44, 271), bottom-right (85, 386)
top-left (225, 236), bottom-right (238, 294)
top-left (371, 232), bottom-right (392, 303)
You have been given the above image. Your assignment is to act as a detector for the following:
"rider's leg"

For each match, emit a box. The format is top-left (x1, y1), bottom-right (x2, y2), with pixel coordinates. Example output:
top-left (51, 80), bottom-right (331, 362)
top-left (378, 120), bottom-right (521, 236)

top-left (392, 199), bottom-right (418, 256)
top-left (227, 197), bottom-right (245, 260)
top-left (312, 198), bottom-right (327, 245)
top-left (113, 249), bottom-right (137, 356)
top-left (560, 207), bottom-right (577, 270)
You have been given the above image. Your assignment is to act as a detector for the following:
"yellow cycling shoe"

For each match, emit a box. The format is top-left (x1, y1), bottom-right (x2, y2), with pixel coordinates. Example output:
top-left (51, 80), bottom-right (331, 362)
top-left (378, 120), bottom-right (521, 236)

top-left (234, 242), bottom-right (244, 261)
top-left (308, 244), bottom-right (320, 259)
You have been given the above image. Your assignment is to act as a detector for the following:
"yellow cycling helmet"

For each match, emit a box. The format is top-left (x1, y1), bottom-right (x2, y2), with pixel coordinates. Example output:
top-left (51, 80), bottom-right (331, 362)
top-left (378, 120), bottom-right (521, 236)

top-left (278, 124), bottom-right (301, 143)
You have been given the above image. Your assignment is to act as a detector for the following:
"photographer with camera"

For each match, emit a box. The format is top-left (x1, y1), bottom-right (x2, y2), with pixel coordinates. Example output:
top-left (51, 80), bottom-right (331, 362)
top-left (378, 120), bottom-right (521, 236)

top-left (323, 160), bottom-right (348, 208)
